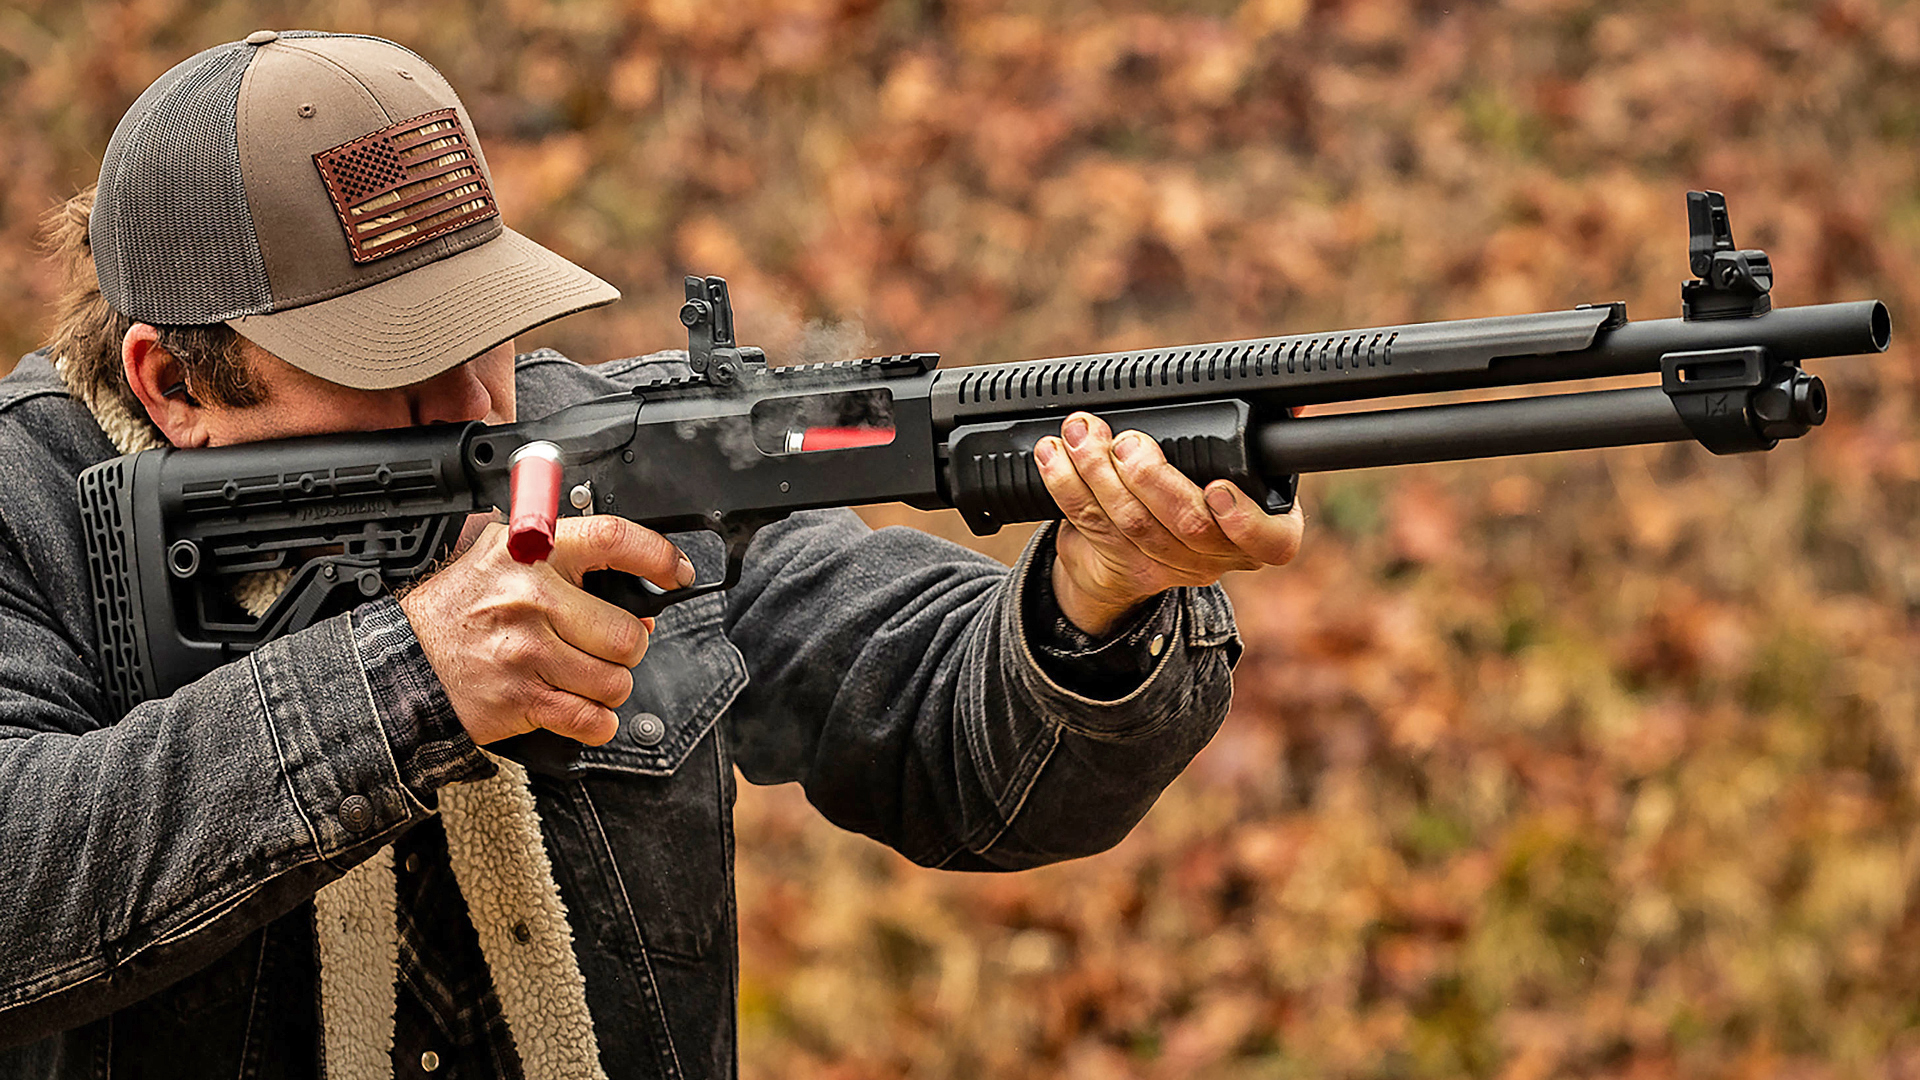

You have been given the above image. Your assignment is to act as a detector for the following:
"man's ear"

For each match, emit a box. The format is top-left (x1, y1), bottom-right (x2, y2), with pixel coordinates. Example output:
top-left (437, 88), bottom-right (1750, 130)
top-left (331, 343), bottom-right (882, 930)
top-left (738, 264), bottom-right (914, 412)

top-left (123, 324), bottom-right (209, 448)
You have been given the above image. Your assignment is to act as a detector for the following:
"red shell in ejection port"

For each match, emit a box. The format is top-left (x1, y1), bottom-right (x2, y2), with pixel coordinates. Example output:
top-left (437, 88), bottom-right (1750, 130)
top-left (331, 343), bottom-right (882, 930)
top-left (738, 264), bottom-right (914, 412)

top-left (796, 426), bottom-right (894, 451)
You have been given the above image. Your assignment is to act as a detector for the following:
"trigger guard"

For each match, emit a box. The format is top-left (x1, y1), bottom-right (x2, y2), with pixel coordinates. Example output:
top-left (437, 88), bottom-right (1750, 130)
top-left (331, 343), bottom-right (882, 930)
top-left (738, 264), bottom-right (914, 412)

top-left (575, 511), bottom-right (781, 618)
top-left (580, 569), bottom-right (731, 618)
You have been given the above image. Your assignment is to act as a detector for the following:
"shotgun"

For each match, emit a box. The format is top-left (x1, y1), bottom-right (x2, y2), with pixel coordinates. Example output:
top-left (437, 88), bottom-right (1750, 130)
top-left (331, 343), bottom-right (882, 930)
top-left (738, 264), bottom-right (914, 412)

top-left (77, 191), bottom-right (1891, 775)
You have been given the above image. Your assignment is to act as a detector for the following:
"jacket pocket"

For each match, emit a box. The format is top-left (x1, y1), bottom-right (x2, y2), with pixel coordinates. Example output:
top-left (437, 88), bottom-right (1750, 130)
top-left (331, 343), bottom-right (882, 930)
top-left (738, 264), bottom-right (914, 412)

top-left (577, 590), bottom-right (746, 777)
top-left (565, 590), bottom-right (745, 961)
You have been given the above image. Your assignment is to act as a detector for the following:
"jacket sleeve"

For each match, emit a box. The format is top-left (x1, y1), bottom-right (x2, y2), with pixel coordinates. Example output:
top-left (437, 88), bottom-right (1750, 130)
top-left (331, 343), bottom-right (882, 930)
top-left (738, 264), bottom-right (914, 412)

top-left (0, 523), bottom-right (456, 1044)
top-left (722, 508), bottom-right (1241, 871)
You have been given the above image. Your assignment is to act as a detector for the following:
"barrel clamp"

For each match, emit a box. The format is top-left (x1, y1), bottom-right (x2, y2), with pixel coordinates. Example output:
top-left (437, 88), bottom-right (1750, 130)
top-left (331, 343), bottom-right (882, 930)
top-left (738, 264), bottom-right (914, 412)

top-left (1661, 346), bottom-right (1825, 454)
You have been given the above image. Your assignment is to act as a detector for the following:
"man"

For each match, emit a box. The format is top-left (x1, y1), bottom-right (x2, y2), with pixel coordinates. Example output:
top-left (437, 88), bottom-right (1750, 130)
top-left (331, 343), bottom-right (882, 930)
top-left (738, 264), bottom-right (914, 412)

top-left (0, 31), bottom-right (1301, 1078)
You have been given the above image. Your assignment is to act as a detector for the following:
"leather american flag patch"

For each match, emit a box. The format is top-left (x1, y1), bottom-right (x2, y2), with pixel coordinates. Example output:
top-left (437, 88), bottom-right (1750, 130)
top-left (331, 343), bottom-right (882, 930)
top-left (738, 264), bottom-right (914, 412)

top-left (313, 108), bottom-right (498, 264)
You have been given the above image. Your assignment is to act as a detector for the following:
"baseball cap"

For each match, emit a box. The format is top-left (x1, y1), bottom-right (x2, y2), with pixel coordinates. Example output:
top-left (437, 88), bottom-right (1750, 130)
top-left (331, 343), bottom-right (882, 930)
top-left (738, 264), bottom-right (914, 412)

top-left (90, 31), bottom-right (619, 390)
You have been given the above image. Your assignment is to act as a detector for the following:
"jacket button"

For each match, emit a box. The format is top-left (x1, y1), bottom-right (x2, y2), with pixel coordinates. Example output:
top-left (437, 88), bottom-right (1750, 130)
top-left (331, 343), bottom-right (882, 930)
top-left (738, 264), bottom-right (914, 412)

top-left (338, 794), bottom-right (374, 833)
top-left (420, 1049), bottom-right (441, 1072)
top-left (512, 920), bottom-right (532, 943)
top-left (632, 713), bottom-right (666, 746)
top-left (404, 853), bottom-right (422, 874)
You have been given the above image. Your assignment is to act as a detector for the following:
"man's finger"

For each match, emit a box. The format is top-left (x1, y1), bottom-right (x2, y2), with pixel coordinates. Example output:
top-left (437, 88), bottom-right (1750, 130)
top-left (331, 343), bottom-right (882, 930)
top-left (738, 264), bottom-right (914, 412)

top-left (545, 515), bottom-right (692, 591)
top-left (455, 512), bottom-right (503, 557)
top-left (1105, 430), bottom-right (1243, 559)
top-left (1034, 435), bottom-right (1123, 548)
top-left (1204, 482), bottom-right (1306, 567)
top-left (535, 639), bottom-right (637, 713)
top-left (547, 590), bottom-right (652, 669)
top-left (1061, 414), bottom-right (1215, 574)
top-left (528, 688), bottom-right (621, 746)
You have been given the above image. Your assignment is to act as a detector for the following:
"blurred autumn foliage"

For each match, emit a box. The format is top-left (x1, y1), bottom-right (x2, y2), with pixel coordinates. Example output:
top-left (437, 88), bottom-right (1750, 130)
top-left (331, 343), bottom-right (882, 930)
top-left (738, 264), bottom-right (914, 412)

top-left (5, 0), bottom-right (1920, 1075)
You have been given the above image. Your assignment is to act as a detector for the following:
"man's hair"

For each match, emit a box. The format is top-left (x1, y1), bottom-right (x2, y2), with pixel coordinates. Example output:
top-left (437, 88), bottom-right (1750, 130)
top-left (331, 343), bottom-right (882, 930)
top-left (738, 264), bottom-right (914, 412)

top-left (43, 186), bottom-right (267, 417)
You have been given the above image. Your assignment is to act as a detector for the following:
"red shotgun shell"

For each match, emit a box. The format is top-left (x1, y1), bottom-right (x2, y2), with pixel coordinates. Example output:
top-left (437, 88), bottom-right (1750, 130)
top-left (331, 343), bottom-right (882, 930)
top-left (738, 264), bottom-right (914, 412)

top-left (786, 426), bottom-right (895, 452)
top-left (507, 441), bottom-right (565, 564)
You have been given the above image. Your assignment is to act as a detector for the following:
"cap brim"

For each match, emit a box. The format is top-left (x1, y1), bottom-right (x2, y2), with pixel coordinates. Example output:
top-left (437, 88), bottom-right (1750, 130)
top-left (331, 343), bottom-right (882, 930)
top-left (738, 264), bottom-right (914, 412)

top-left (226, 228), bottom-right (619, 390)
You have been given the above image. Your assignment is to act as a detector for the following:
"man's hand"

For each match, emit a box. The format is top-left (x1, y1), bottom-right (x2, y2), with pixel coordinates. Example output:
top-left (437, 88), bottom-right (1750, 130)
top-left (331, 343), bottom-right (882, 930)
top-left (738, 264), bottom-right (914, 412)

top-left (398, 516), bottom-right (693, 748)
top-left (1033, 411), bottom-right (1305, 637)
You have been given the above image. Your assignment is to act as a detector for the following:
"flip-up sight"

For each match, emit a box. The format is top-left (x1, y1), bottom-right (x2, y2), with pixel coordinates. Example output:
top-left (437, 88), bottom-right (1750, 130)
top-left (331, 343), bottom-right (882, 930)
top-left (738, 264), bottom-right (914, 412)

top-left (680, 275), bottom-right (765, 386)
top-left (1682, 190), bottom-right (1773, 320)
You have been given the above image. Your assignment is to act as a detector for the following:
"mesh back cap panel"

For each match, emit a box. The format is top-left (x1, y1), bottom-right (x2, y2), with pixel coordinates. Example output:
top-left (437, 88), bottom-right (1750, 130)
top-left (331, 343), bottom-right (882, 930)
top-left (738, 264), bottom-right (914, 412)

top-left (93, 42), bottom-right (273, 324)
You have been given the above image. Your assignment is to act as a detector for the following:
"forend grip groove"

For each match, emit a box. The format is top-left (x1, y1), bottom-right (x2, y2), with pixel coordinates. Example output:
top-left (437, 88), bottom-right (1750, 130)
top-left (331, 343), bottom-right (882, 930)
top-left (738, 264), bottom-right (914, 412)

top-left (944, 400), bottom-right (1296, 535)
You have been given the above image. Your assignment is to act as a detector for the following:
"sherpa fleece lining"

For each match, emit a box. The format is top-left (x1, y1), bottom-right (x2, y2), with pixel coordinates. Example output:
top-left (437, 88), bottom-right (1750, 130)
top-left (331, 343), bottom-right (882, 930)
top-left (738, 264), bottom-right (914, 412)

top-left (442, 757), bottom-right (608, 1075)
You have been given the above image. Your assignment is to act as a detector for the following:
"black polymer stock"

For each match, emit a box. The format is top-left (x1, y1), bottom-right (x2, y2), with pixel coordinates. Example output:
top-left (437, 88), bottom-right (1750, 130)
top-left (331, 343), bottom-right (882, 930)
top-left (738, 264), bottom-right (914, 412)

top-left (78, 191), bottom-right (1891, 776)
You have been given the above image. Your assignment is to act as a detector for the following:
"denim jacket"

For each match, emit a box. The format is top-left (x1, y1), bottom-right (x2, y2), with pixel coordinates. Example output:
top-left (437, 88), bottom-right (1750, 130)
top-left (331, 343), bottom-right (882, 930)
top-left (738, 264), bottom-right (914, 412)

top-left (0, 348), bottom-right (1241, 1077)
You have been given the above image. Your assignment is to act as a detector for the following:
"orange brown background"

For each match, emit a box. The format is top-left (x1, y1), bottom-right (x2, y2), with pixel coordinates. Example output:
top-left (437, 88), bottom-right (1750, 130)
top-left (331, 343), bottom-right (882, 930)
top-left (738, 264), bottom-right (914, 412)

top-left (3, 2), bottom-right (1918, 1076)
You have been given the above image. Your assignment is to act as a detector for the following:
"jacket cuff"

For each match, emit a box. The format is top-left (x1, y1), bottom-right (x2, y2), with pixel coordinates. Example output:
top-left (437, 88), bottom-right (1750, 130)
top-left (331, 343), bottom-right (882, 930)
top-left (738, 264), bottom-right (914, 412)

top-left (245, 613), bottom-right (432, 866)
top-left (1023, 531), bottom-right (1179, 698)
top-left (1008, 522), bottom-right (1241, 738)
top-left (350, 597), bottom-right (494, 804)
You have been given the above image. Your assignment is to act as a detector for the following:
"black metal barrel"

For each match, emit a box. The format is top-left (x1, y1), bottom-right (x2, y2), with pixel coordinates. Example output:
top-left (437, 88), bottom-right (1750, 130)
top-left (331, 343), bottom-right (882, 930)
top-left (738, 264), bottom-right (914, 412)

top-left (1255, 387), bottom-right (1696, 474)
top-left (1489, 300), bottom-right (1890, 386)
